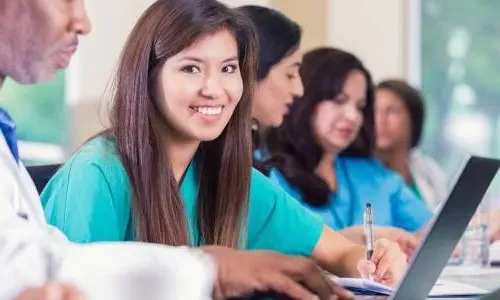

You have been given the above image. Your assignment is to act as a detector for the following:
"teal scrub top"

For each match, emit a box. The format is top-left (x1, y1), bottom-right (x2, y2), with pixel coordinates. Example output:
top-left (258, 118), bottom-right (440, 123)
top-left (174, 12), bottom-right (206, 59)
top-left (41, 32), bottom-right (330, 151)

top-left (268, 156), bottom-right (432, 233)
top-left (42, 137), bottom-right (323, 257)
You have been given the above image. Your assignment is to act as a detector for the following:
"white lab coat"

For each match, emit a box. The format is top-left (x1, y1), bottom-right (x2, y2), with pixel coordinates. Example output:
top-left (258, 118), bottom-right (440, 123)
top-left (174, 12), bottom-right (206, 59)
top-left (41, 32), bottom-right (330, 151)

top-left (0, 134), bottom-right (215, 299)
top-left (409, 150), bottom-right (448, 210)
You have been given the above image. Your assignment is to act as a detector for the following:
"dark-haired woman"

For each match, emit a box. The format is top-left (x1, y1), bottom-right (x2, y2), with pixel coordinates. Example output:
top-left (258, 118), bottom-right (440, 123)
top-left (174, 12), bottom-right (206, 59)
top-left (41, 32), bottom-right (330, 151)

top-left (238, 6), bottom-right (304, 160)
top-left (265, 48), bottom-right (432, 248)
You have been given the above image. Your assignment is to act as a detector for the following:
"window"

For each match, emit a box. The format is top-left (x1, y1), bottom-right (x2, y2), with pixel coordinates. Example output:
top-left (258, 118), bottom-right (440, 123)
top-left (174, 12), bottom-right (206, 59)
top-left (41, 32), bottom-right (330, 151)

top-left (415, 0), bottom-right (500, 200)
top-left (0, 72), bottom-right (66, 164)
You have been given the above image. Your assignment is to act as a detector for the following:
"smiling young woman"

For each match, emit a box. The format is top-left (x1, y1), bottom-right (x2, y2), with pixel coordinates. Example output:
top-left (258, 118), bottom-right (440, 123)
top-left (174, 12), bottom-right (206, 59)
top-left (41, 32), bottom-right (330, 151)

top-left (41, 0), bottom-right (408, 290)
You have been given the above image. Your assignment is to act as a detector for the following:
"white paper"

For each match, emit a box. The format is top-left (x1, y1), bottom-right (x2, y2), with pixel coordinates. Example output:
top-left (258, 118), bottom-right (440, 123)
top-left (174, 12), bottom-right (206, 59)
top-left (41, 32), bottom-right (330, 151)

top-left (441, 265), bottom-right (500, 276)
top-left (430, 280), bottom-right (489, 297)
top-left (490, 241), bottom-right (500, 263)
top-left (331, 276), bottom-right (488, 297)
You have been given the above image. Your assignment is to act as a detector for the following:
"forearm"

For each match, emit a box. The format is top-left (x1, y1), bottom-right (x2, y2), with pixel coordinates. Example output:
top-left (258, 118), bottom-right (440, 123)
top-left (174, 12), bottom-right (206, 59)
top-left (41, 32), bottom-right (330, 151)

top-left (332, 244), bottom-right (366, 277)
top-left (312, 226), bottom-right (366, 277)
top-left (341, 225), bottom-right (401, 244)
top-left (0, 218), bottom-right (63, 299)
top-left (339, 226), bottom-right (365, 244)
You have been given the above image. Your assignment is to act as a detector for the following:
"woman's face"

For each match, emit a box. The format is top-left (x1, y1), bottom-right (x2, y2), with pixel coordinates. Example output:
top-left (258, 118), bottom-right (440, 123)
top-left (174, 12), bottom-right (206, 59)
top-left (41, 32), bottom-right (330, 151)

top-left (312, 70), bottom-right (367, 154)
top-left (375, 88), bottom-right (412, 151)
top-left (155, 29), bottom-right (243, 142)
top-left (252, 48), bottom-right (304, 127)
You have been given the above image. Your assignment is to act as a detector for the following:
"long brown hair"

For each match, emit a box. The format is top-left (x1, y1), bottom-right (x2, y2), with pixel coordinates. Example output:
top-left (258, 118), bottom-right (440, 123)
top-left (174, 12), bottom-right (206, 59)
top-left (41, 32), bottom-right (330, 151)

top-left (108, 0), bottom-right (257, 247)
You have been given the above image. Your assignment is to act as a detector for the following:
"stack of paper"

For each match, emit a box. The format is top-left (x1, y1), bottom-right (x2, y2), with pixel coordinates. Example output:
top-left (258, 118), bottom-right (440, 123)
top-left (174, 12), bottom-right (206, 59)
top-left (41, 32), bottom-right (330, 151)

top-left (331, 277), bottom-right (489, 297)
top-left (333, 277), bottom-right (391, 295)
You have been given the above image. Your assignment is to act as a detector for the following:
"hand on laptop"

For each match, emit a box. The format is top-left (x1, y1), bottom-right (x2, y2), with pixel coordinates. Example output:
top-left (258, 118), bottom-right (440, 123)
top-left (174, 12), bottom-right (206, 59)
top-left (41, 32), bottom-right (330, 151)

top-left (203, 246), bottom-right (355, 300)
top-left (356, 239), bottom-right (407, 287)
top-left (16, 283), bottom-right (85, 300)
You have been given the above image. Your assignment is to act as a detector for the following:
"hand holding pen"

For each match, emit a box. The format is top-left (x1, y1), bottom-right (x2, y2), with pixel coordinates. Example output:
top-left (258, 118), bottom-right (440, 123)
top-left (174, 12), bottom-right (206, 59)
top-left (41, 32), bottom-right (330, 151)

top-left (355, 203), bottom-right (408, 286)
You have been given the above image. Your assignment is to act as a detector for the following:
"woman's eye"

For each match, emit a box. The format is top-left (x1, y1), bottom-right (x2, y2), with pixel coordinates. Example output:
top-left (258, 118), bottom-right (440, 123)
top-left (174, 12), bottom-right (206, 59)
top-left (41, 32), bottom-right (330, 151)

top-left (181, 65), bottom-right (200, 74)
top-left (222, 64), bottom-right (238, 73)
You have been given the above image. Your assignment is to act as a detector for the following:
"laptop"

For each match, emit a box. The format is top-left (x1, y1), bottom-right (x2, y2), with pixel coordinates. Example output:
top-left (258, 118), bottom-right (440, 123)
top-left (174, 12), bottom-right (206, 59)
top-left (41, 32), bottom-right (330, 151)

top-left (342, 155), bottom-right (500, 299)
top-left (389, 155), bottom-right (500, 299)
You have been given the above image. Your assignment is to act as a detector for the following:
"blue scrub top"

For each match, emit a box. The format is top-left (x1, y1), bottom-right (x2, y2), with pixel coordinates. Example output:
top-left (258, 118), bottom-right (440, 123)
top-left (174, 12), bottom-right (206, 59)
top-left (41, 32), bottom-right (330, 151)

top-left (269, 156), bottom-right (432, 232)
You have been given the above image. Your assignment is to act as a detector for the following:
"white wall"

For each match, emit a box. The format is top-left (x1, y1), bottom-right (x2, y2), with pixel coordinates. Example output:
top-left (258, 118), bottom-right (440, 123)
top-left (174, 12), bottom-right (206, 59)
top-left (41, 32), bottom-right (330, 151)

top-left (65, 0), bottom-right (156, 150)
top-left (327, 0), bottom-right (408, 83)
top-left (66, 0), bottom-right (156, 105)
top-left (67, 0), bottom-right (271, 105)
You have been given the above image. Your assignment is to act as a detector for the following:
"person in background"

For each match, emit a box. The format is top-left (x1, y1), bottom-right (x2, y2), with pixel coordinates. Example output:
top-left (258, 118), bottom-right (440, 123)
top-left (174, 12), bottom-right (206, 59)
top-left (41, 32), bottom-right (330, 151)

top-left (42, 0), bottom-right (407, 289)
top-left (375, 79), bottom-right (447, 209)
top-left (375, 80), bottom-right (500, 243)
top-left (264, 48), bottom-right (432, 254)
top-left (0, 0), bottom-right (351, 299)
top-left (237, 5), bottom-right (304, 160)
top-left (0, 0), bottom-right (92, 298)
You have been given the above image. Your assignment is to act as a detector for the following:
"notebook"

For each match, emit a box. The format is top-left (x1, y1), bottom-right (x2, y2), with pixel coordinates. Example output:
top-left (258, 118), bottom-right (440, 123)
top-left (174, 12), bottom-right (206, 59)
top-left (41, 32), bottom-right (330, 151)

top-left (332, 277), bottom-right (488, 297)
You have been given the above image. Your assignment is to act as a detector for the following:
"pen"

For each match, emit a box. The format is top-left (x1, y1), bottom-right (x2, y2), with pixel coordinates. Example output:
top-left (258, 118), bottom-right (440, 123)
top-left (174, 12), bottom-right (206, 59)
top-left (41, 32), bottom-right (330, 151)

top-left (364, 202), bottom-right (374, 280)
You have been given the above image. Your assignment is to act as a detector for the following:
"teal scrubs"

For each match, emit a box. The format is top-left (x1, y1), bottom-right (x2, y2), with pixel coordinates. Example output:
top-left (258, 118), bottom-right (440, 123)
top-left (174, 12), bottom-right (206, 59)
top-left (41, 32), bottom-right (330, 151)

top-left (42, 136), bottom-right (323, 256)
top-left (268, 157), bottom-right (432, 233)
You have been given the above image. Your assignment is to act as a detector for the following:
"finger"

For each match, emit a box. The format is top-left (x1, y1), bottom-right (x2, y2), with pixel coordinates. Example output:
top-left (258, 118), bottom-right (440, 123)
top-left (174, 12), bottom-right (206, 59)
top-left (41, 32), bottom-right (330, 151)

top-left (374, 249), bottom-right (393, 280)
top-left (59, 284), bottom-right (85, 300)
top-left (16, 283), bottom-right (65, 300)
top-left (370, 240), bottom-right (389, 266)
top-left (398, 235), bottom-right (417, 250)
top-left (356, 260), bottom-right (376, 278)
top-left (263, 273), bottom-right (317, 300)
top-left (283, 257), bottom-right (333, 300)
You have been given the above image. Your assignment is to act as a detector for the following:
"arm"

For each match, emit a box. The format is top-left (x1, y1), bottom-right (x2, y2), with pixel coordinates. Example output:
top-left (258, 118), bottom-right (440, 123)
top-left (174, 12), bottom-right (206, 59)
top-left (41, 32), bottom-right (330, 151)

top-left (0, 154), bottom-right (69, 298)
top-left (0, 212), bottom-right (216, 300)
top-left (340, 225), bottom-right (416, 245)
top-left (0, 213), bottom-right (67, 299)
top-left (339, 226), bottom-right (365, 244)
top-left (0, 157), bottom-right (214, 299)
top-left (312, 226), bottom-right (366, 277)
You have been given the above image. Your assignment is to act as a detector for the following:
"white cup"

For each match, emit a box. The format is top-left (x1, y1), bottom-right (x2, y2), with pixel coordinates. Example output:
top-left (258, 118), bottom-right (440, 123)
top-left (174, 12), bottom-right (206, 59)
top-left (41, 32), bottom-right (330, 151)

top-left (56, 242), bottom-right (216, 300)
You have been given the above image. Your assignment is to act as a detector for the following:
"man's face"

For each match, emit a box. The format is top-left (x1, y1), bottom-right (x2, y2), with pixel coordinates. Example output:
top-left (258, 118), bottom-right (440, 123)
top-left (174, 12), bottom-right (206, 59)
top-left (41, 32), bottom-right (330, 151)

top-left (0, 0), bottom-right (91, 84)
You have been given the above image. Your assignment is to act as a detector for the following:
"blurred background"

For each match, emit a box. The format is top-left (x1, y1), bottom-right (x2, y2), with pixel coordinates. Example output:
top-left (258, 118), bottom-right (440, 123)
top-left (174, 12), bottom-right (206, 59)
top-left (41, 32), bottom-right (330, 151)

top-left (1, 0), bottom-right (499, 197)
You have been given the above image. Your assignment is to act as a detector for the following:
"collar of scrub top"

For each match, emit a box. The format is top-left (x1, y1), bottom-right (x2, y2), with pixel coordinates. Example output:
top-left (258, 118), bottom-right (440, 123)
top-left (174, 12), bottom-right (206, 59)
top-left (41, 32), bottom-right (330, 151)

top-left (0, 107), bottom-right (19, 163)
